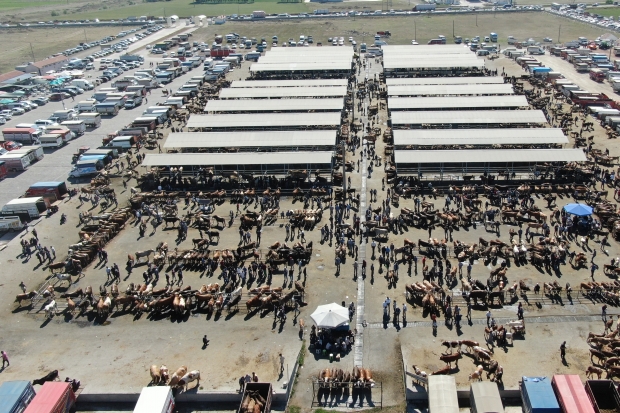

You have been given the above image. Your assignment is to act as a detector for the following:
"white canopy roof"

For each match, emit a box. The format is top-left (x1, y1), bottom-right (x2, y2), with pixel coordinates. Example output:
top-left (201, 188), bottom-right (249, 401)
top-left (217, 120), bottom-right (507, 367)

top-left (384, 59), bottom-right (484, 70)
top-left (187, 112), bottom-right (341, 129)
top-left (386, 77), bottom-right (504, 86)
top-left (391, 110), bottom-right (547, 125)
top-left (388, 84), bottom-right (514, 96)
top-left (164, 131), bottom-right (337, 148)
top-left (205, 98), bottom-right (343, 113)
top-left (141, 151), bottom-right (333, 166)
top-left (394, 129), bottom-right (568, 146)
top-left (389, 95), bottom-right (528, 110)
top-left (383, 45), bottom-right (472, 55)
top-left (231, 79), bottom-right (347, 88)
top-left (219, 86), bottom-right (347, 99)
top-left (395, 149), bottom-right (587, 164)
top-left (250, 62), bottom-right (352, 72)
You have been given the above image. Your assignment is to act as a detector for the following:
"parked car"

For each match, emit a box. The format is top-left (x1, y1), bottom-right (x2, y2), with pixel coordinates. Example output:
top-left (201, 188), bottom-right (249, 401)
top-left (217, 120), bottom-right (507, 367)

top-left (11, 107), bottom-right (25, 115)
top-left (0, 110), bottom-right (13, 119)
top-left (32, 97), bottom-right (48, 106)
top-left (49, 92), bottom-right (71, 101)
top-left (0, 117), bottom-right (5, 125)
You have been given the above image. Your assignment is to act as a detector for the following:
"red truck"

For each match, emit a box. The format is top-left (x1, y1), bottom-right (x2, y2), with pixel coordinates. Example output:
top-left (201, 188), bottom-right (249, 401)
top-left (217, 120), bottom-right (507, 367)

top-left (211, 48), bottom-right (232, 58)
top-left (24, 382), bottom-right (76, 413)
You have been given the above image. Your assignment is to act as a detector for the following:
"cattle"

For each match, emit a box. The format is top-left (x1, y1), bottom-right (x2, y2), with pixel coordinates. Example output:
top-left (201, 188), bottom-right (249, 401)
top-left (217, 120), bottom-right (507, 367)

top-left (177, 370), bottom-right (201, 390)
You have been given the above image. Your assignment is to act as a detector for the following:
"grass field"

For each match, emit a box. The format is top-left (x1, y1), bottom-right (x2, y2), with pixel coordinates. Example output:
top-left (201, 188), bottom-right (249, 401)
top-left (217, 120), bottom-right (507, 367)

top-left (0, 26), bottom-right (131, 73)
top-left (582, 5), bottom-right (620, 17)
top-left (191, 11), bottom-right (610, 46)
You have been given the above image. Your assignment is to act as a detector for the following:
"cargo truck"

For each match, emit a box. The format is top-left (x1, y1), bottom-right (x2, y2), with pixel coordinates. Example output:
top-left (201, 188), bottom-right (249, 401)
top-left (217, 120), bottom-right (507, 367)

top-left (414, 4), bottom-right (436, 11)
top-left (61, 120), bottom-right (86, 136)
top-left (552, 375), bottom-right (595, 413)
top-left (95, 102), bottom-right (120, 116)
top-left (77, 112), bottom-right (101, 128)
top-left (23, 382), bottom-right (75, 413)
top-left (76, 100), bottom-right (97, 112)
top-left (0, 153), bottom-right (30, 172)
top-left (521, 376), bottom-right (561, 413)
top-left (2, 128), bottom-right (41, 146)
top-left (133, 387), bottom-right (175, 413)
top-left (71, 79), bottom-right (94, 90)
top-left (69, 157), bottom-right (105, 177)
top-left (252, 10), bottom-right (266, 18)
top-left (0, 380), bottom-right (36, 413)
top-left (1, 197), bottom-right (47, 220)
top-left (39, 133), bottom-right (64, 148)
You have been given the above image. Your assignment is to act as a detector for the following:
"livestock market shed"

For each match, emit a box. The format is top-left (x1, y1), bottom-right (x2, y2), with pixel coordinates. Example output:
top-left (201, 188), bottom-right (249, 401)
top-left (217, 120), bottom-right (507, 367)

top-left (141, 151), bottom-right (333, 180)
top-left (230, 79), bottom-right (348, 88)
top-left (390, 110), bottom-right (548, 129)
top-left (218, 86), bottom-right (348, 99)
top-left (387, 84), bottom-right (514, 97)
top-left (385, 77), bottom-right (504, 86)
top-left (204, 98), bottom-right (343, 114)
top-left (187, 112), bottom-right (341, 131)
top-left (394, 149), bottom-right (587, 181)
top-left (164, 130), bottom-right (338, 152)
top-left (382, 45), bottom-right (473, 55)
top-left (388, 95), bottom-right (528, 111)
top-left (249, 62), bottom-right (352, 79)
top-left (383, 57), bottom-right (484, 77)
top-left (393, 129), bottom-right (568, 149)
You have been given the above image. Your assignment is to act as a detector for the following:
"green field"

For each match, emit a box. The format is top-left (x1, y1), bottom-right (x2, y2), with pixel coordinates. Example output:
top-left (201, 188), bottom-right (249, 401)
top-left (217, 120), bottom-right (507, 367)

top-left (0, 0), bottom-right (88, 12)
top-left (583, 5), bottom-right (620, 17)
top-left (191, 11), bottom-right (610, 46)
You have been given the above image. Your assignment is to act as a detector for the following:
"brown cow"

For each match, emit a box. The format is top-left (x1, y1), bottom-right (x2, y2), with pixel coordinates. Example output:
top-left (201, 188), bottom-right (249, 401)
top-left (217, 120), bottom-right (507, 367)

top-left (439, 351), bottom-right (462, 368)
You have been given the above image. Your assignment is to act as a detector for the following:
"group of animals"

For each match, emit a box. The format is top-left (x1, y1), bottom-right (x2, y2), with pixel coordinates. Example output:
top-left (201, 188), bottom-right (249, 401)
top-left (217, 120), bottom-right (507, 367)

top-left (316, 367), bottom-right (375, 388)
top-left (585, 329), bottom-right (620, 380)
top-left (149, 365), bottom-right (201, 391)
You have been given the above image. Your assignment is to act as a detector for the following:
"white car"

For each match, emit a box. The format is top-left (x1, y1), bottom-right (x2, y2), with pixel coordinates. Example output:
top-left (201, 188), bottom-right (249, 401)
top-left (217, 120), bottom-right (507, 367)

top-left (11, 107), bottom-right (25, 115)
top-left (0, 110), bottom-right (12, 119)
top-left (0, 117), bottom-right (5, 125)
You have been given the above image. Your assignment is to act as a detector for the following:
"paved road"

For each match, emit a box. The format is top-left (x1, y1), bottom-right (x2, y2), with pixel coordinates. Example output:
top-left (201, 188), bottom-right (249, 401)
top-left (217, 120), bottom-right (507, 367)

top-left (0, 20), bottom-right (198, 207)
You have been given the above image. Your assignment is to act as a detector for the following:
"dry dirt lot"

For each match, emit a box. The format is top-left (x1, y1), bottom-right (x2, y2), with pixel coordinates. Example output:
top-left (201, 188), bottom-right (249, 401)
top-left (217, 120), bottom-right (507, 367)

top-left (0, 26), bottom-right (137, 73)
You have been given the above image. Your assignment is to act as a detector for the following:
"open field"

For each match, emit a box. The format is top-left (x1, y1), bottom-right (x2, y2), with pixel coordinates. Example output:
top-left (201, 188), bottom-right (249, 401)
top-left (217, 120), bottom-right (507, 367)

top-left (581, 5), bottom-right (620, 17)
top-left (191, 12), bottom-right (608, 46)
top-left (0, 25), bottom-right (140, 73)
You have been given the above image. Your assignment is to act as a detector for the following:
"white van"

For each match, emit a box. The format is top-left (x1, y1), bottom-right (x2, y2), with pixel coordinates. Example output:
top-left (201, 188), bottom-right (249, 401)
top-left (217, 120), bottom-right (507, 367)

top-left (1, 197), bottom-right (47, 219)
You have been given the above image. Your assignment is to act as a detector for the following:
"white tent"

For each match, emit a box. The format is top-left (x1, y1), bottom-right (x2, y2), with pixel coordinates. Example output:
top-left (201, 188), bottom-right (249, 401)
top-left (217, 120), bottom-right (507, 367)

top-left (311, 303), bottom-right (349, 328)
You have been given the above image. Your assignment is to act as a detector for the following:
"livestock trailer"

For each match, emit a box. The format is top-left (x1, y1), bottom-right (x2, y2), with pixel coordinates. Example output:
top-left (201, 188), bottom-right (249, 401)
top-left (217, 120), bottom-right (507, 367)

top-left (428, 376), bottom-right (458, 413)
top-left (585, 380), bottom-right (620, 413)
top-left (238, 383), bottom-right (273, 413)
top-left (2, 197), bottom-right (48, 220)
top-left (522, 377), bottom-right (561, 413)
top-left (133, 386), bottom-right (174, 413)
top-left (0, 152), bottom-right (31, 172)
top-left (25, 181), bottom-right (68, 202)
top-left (0, 380), bottom-right (36, 413)
top-left (470, 381), bottom-right (504, 413)
top-left (23, 382), bottom-right (75, 413)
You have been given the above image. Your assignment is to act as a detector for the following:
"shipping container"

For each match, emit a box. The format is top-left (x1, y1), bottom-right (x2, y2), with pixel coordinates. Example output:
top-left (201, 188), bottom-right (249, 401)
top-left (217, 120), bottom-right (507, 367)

top-left (0, 380), bottom-right (36, 413)
top-left (429, 376), bottom-right (458, 413)
top-left (552, 375), bottom-right (595, 413)
top-left (23, 382), bottom-right (75, 413)
top-left (522, 376), bottom-right (561, 413)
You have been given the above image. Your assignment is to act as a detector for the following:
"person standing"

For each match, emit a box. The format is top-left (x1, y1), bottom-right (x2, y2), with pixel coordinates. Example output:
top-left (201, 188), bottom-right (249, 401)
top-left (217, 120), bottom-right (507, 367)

top-left (560, 341), bottom-right (567, 362)
top-left (19, 282), bottom-right (26, 294)
top-left (279, 353), bottom-right (285, 375)
top-left (1, 351), bottom-right (8, 368)
top-left (486, 310), bottom-right (492, 327)
top-left (602, 304), bottom-right (608, 321)
top-left (202, 335), bottom-right (209, 348)
top-left (402, 303), bottom-right (407, 323)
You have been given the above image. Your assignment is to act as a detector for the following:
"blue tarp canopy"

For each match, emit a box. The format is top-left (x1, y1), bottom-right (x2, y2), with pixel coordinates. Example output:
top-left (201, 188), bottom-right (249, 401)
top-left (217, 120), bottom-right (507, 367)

top-left (532, 67), bottom-right (552, 73)
top-left (29, 181), bottom-right (64, 188)
top-left (563, 203), bottom-right (593, 216)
